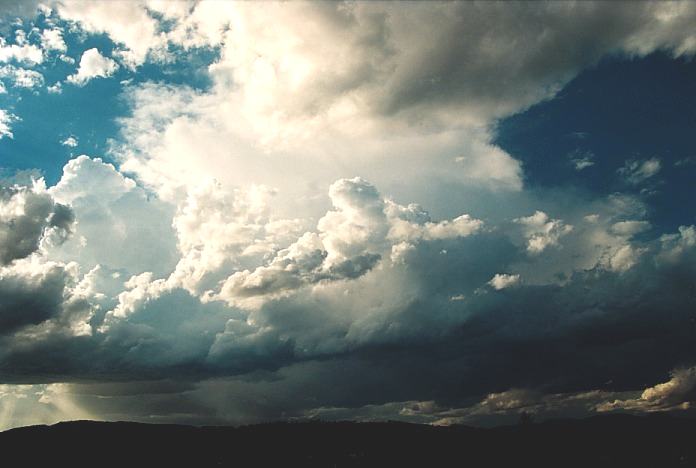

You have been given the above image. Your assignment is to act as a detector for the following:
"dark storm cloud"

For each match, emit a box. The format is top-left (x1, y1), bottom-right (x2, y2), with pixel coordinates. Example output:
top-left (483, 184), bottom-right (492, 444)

top-left (1, 217), bottom-right (693, 390)
top-left (0, 184), bottom-right (75, 337)
top-left (0, 174), bottom-right (693, 427)
top-left (0, 262), bottom-right (67, 334)
top-left (174, 228), bottom-right (696, 422)
top-left (0, 185), bottom-right (73, 265)
top-left (1, 222), bottom-right (694, 427)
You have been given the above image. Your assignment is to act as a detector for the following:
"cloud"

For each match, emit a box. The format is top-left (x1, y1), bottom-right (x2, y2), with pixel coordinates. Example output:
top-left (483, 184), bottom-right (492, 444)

top-left (47, 2), bottom-right (696, 136)
top-left (47, 156), bottom-right (178, 277)
top-left (0, 64), bottom-right (43, 88)
top-left (514, 211), bottom-right (573, 255)
top-left (0, 259), bottom-right (74, 335)
top-left (387, 387), bottom-right (630, 426)
top-left (2, 1), bottom-right (696, 428)
top-left (0, 181), bottom-right (74, 265)
top-left (0, 37), bottom-right (43, 65)
top-left (488, 273), bottom-right (520, 290)
top-left (56, 0), bottom-right (167, 68)
top-left (659, 225), bottom-right (696, 263)
top-left (597, 367), bottom-right (696, 412)
top-left (386, 200), bottom-right (482, 243)
top-left (1, 214), bottom-right (696, 425)
top-left (607, 244), bottom-right (645, 273)
top-left (213, 177), bottom-right (481, 309)
top-left (113, 81), bottom-right (524, 222)
top-left (610, 220), bottom-right (651, 237)
top-left (40, 28), bottom-right (67, 53)
top-left (0, 0), bottom-right (43, 18)
top-left (618, 157), bottom-right (662, 184)
top-left (99, 176), bottom-right (482, 323)
top-left (60, 136), bottom-right (78, 147)
top-left (569, 150), bottom-right (595, 171)
top-left (50, 156), bottom-right (135, 204)
top-left (47, 82), bottom-right (61, 94)
top-left (129, 2), bottom-right (696, 130)
top-left (85, 2), bottom-right (696, 208)
top-left (0, 109), bottom-right (16, 139)
top-left (0, 151), bottom-right (690, 419)
top-left (66, 48), bottom-right (119, 86)
top-left (165, 180), bottom-right (303, 297)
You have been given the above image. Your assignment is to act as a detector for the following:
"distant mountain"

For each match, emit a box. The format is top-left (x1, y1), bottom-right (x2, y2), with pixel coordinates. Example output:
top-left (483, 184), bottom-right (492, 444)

top-left (1, 414), bottom-right (695, 467)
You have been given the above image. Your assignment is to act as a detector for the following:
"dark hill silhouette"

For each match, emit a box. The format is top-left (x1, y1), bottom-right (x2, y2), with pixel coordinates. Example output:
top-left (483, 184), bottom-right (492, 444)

top-left (1, 414), bottom-right (695, 467)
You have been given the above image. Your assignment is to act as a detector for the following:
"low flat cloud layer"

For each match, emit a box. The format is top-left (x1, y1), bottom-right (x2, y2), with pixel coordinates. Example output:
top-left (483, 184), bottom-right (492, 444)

top-left (1, 1), bottom-right (696, 430)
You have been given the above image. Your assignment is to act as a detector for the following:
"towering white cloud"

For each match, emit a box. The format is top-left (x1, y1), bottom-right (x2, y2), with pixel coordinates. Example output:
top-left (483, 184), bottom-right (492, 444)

top-left (214, 177), bottom-right (482, 309)
top-left (47, 156), bottom-right (178, 277)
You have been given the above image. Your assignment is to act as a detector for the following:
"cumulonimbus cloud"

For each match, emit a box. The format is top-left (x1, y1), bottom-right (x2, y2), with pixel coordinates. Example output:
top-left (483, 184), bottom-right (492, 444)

top-left (2, 1), bottom-right (696, 429)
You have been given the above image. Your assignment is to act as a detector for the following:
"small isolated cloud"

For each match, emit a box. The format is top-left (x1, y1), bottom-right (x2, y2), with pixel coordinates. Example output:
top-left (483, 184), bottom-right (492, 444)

top-left (514, 210), bottom-right (573, 255)
top-left (569, 150), bottom-right (595, 171)
top-left (61, 136), bottom-right (78, 147)
top-left (0, 109), bottom-right (16, 139)
top-left (674, 156), bottom-right (696, 167)
top-left (488, 273), bottom-right (520, 290)
top-left (573, 157), bottom-right (595, 171)
top-left (66, 48), bottom-right (118, 86)
top-left (47, 82), bottom-right (62, 94)
top-left (618, 157), bottom-right (661, 184)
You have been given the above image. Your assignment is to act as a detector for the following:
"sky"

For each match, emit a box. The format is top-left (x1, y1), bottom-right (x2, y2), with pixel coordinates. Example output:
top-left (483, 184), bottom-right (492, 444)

top-left (1, 1), bottom-right (696, 430)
